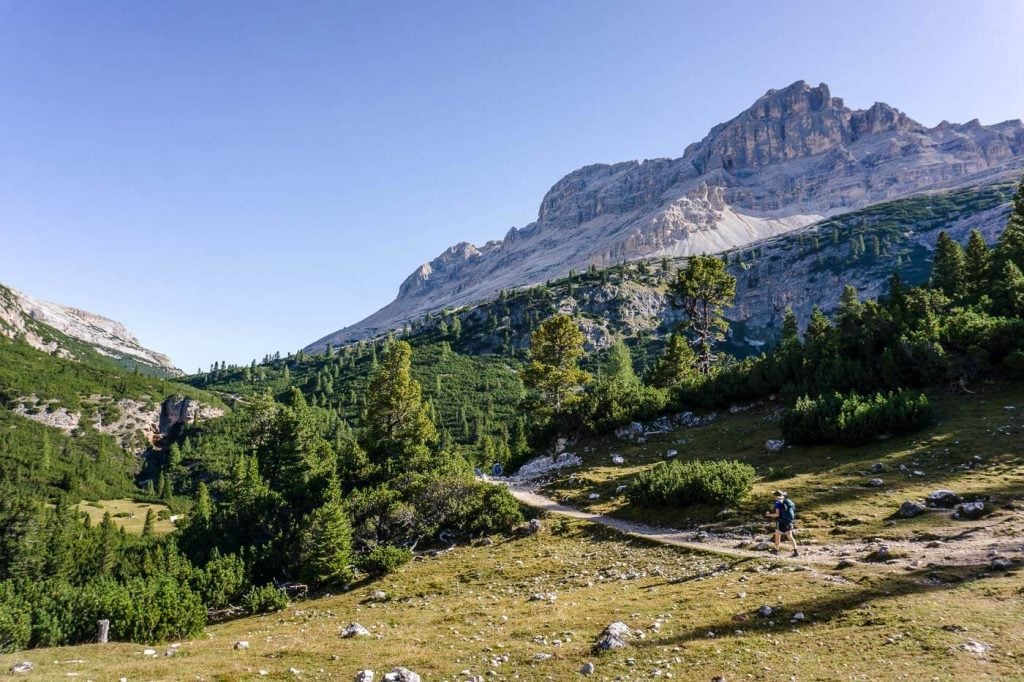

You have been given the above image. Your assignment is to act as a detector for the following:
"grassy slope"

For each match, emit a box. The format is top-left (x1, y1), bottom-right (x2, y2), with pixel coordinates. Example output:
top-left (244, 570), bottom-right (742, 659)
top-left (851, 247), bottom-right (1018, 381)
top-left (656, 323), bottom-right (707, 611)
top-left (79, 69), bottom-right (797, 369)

top-left (8, 383), bottom-right (1024, 680)
top-left (542, 382), bottom-right (1024, 545)
top-left (5, 519), bottom-right (1021, 681)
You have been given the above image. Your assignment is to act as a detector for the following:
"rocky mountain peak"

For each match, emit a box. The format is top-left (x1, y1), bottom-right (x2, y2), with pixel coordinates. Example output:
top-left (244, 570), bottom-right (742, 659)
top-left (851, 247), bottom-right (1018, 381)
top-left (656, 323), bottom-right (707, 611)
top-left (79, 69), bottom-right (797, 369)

top-left (683, 80), bottom-right (923, 174)
top-left (306, 80), bottom-right (1024, 351)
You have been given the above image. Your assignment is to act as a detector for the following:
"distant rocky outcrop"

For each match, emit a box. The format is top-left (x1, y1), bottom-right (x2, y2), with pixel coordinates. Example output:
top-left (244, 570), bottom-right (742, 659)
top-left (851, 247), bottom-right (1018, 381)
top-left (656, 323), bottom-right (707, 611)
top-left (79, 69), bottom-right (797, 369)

top-left (13, 394), bottom-right (223, 455)
top-left (307, 80), bottom-right (1024, 350)
top-left (0, 283), bottom-right (180, 374)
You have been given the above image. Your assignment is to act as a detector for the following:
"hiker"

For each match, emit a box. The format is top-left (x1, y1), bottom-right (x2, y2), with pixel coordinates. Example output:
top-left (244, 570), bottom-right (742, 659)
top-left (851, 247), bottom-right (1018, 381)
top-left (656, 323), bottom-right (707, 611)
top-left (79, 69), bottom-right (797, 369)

top-left (765, 489), bottom-right (799, 557)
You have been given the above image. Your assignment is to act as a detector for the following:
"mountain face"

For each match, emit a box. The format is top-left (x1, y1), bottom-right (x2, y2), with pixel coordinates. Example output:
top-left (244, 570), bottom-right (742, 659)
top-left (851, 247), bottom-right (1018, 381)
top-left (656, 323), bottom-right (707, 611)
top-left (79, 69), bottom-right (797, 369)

top-left (308, 80), bottom-right (1024, 351)
top-left (0, 283), bottom-right (179, 375)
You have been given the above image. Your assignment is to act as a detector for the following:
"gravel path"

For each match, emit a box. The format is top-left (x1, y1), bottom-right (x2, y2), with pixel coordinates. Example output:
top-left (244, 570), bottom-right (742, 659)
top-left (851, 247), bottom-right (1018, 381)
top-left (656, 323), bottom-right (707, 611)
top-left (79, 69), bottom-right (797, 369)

top-left (500, 482), bottom-right (1024, 570)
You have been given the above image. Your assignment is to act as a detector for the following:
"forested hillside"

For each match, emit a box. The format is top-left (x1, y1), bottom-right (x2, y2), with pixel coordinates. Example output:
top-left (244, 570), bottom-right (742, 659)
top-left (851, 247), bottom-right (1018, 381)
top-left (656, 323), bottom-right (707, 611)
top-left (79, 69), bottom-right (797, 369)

top-left (3, 178), bottom-right (1023, 658)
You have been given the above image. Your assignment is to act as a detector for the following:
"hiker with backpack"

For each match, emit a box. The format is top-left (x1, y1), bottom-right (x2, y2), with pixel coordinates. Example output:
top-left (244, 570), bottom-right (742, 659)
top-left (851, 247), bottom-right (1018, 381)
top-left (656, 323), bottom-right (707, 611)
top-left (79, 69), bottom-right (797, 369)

top-left (765, 490), bottom-right (799, 557)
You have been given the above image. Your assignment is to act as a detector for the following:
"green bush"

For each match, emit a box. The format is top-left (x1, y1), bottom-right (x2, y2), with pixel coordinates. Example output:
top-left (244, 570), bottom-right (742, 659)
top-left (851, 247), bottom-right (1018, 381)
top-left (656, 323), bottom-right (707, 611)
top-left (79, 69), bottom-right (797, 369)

top-left (627, 459), bottom-right (756, 508)
top-left (243, 584), bottom-right (289, 614)
top-left (359, 545), bottom-right (413, 575)
top-left (191, 551), bottom-right (248, 609)
top-left (781, 389), bottom-right (932, 445)
top-left (0, 586), bottom-right (31, 653)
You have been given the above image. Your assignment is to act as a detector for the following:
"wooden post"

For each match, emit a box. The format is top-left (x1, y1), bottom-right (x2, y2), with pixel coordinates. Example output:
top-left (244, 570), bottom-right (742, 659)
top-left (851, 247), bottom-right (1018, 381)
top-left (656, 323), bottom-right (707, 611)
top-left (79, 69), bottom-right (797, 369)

top-left (97, 619), bottom-right (109, 644)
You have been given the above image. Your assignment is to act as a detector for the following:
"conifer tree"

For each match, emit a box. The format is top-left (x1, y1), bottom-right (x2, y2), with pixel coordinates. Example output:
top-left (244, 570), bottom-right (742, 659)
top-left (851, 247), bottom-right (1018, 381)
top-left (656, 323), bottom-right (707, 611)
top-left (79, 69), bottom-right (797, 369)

top-left (964, 229), bottom-right (991, 299)
top-left (780, 307), bottom-right (800, 348)
top-left (297, 479), bottom-right (353, 588)
top-left (142, 507), bottom-right (156, 536)
top-left (931, 231), bottom-right (967, 297)
top-left (362, 341), bottom-right (437, 471)
top-left (994, 178), bottom-right (1024, 271)
top-left (648, 332), bottom-right (697, 388)
top-left (668, 255), bottom-right (737, 375)
top-left (836, 285), bottom-right (863, 337)
top-left (993, 260), bottom-right (1024, 317)
top-left (522, 315), bottom-right (589, 416)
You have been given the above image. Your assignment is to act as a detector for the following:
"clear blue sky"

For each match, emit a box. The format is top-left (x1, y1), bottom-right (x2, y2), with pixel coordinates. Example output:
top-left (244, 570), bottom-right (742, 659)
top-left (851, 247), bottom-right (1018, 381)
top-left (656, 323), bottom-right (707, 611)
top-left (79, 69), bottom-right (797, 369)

top-left (1, 0), bottom-right (1022, 372)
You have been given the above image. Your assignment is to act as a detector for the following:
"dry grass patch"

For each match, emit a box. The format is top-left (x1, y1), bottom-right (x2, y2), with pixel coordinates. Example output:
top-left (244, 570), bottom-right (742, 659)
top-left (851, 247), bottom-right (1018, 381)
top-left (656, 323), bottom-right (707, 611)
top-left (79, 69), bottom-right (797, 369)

top-left (75, 498), bottom-right (176, 534)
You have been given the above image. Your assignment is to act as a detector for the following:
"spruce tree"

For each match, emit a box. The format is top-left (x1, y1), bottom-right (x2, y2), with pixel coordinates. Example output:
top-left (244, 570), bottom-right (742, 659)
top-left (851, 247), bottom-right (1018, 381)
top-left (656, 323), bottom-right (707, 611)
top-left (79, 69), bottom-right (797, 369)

top-left (995, 179), bottom-right (1024, 272)
top-left (780, 307), bottom-right (800, 348)
top-left (648, 332), bottom-right (697, 388)
top-left (297, 480), bottom-right (353, 588)
top-left (964, 229), bottom-right (991, 300)
top-left (362, 341), bottom-right (437, 471)
top-left (993, 260), bottom-right (1024, 317)
top-left (931, 231), bottom-right (966, 298)
top-left (142, 507), bottom-right (156, 536)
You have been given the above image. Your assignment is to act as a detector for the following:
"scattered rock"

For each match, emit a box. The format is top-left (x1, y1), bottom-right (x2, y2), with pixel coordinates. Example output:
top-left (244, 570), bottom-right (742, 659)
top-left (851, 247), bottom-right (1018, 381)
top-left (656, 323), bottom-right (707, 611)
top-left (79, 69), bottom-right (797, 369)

top-left (588, 493), bottom-right (601, 500)
top-left (791, 612), bottom-right (805, 621)
top-left (580, 661), bottom-right (595, 675)
top-left (990, 557), bottom-right (1013, 571)
top-left (516, 519), bottom-right (542, 536)
top-left (10, 662), bottom-right (33, 674)
top-left (953, 501), bottom-right (985, 520)
top-left (354, 671), bottom-right (375, 682)
top-left (611, 454), bottom-right (625, 465)
top-left (867, 478), bottom-right (884, 487)
top-left (341, 622), bottom-right (371, 638)
top-left (615, 485), bottom-right (628, 495)
top-left (514, 452), bottom-right (583, 478)
top-left (898, 500), bottom-right (926, 518)
top-left (666, 449), bottom-right (678, 458)
top-left (529, 592), bottom-right (557, 602)
top-left (960, 639), bottom-right (991, 655)
top-left (869, 463), bottom-right (885, 473)
top-left (757, 605), bottom-right (774, 618)
top-left (594, 621), bottom-right (632, 651)
top-left (143, 648), bottom-right (157, 657)
top-left (370, 589), bottom-right (388, 601)
top-left (765, 439), bottom-right (786, 453)
top-left (926, 490), bottom-right (962, 509)
top-left (534, 653), bottom-right (553, 661)
top-left (836, 559), bottom-right (856, 569)
top-left (234, 640), bottom-right (250, 650)
top-left (289, 668), bottom-right (302, 676)
top-left (383, 668), bottom-right (421, 682)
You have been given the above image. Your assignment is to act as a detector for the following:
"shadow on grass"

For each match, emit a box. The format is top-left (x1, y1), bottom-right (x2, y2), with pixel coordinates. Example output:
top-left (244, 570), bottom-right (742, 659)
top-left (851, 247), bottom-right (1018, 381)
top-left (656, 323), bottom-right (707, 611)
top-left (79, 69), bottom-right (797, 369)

top-left (636, 562), bottom-right (1008, 649)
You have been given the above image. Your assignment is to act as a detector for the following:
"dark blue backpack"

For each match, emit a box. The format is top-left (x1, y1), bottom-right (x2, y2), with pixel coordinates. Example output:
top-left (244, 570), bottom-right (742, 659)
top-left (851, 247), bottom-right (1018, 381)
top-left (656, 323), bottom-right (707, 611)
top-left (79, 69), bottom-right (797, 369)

top-left (780, 498), bottom-right (796, 523)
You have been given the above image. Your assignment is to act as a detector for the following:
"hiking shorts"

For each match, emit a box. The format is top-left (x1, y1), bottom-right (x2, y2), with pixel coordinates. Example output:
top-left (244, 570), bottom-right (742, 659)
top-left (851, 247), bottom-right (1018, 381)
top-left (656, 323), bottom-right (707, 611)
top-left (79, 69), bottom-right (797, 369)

top-left (777, 520), bottom-right (794, 533)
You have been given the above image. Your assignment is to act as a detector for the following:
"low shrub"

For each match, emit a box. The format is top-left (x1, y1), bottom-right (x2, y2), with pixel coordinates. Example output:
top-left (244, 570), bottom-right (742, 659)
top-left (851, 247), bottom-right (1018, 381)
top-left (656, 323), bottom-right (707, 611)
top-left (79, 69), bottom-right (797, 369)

top-left (781, 389), bottom-right (932, 445)
top-left (627, 459), bottom-right (756, 508)
top-left (243, 584), bottom-right (289, 614)
top-left (359, 545), bottom-right (413, 575)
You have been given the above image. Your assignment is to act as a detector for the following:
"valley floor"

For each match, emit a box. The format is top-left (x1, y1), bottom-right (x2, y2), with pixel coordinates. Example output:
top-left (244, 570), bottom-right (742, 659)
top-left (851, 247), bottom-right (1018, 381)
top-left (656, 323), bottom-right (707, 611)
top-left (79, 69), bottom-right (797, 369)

top-left (6, 384), bottom-right (1024, 681)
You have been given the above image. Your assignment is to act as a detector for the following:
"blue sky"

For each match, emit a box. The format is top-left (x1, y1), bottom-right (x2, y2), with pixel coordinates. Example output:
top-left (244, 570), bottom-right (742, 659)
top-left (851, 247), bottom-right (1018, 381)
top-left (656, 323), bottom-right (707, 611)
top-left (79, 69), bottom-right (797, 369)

top-left (1, 0), bottom-right (1022, 372)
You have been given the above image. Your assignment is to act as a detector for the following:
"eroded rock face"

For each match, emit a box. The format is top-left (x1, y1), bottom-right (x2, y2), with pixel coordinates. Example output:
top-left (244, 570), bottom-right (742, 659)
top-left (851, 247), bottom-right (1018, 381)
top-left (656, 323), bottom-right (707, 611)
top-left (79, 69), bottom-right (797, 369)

top-left (307, 80), bottom-right (1024, 350)
top-left (159, 395), bottom-right (224, 435)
